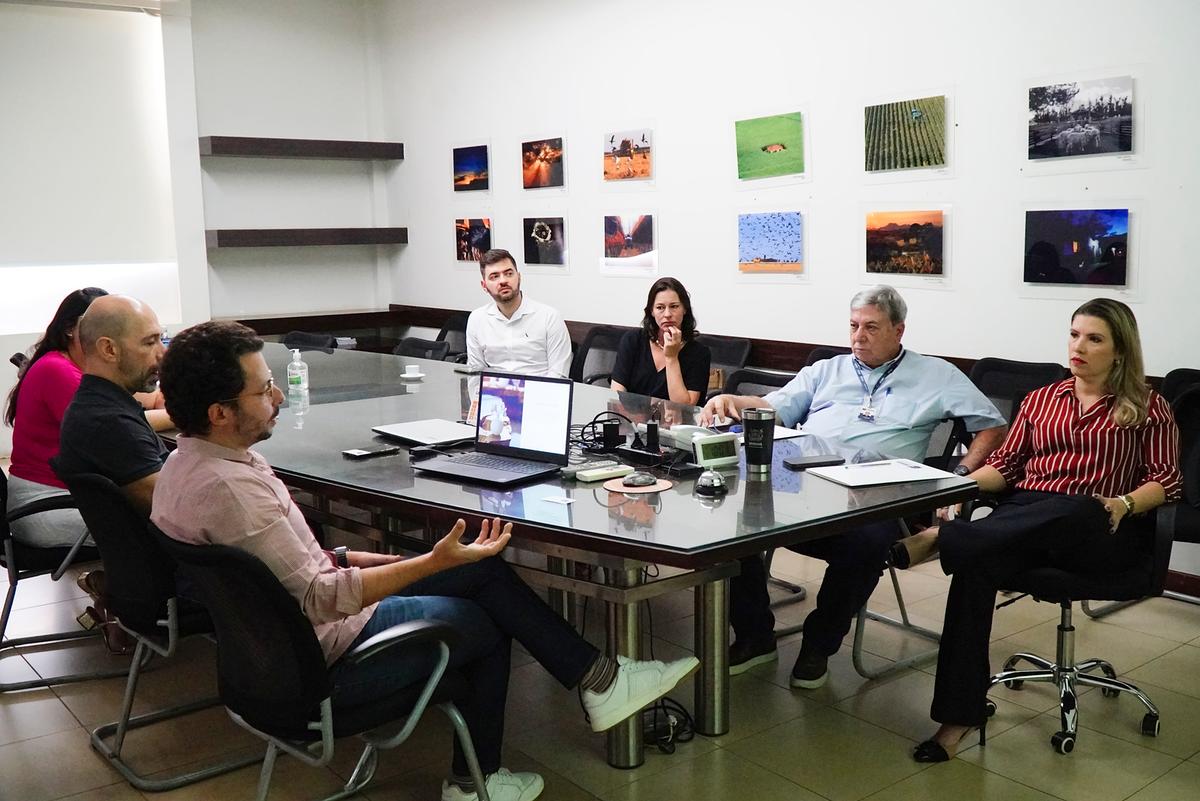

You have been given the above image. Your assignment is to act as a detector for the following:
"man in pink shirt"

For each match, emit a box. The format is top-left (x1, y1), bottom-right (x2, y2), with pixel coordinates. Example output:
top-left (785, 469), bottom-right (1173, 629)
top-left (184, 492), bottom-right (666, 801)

top-left (152, 321), bottom-right (698, 801)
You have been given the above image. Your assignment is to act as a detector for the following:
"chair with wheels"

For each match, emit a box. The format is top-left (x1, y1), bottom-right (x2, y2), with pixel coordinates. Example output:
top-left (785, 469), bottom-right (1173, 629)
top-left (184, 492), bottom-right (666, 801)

top-left (394, 337), bottom-right (451, 362)
top-left (1, 470), bottom-right (128, 691)
top-left (56, 469), bottom-right (259, 791)
top-left (437, 311), bottom-right (470, 363)
top-left (987, 495), bottom-right (1180, 754)
top-left (569, 325), bottom-right (634, 385)
top-left (283, 331), bottom-right (338, 352)
top-left (159, 534), bottom-right (493, 801)
top-left (694, 334), bottom-right (751, 402)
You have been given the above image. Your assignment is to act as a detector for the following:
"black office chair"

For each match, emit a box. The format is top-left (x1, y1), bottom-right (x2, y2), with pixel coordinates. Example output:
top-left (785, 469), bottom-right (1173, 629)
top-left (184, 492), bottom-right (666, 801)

top-left (56, 470), bottom-right (258, 791)
top-left (0, 471), bottom-right (124, 692)
top-left (1161, 367), bottom-right (1200, 404)
top-left (804, 345), bottom-right (851, 366)
top-left (569, 325), bottom-right (634, 385)
top-left (694, 334), bottom-right (751, 402)
top-left (159, 536), bottom-right (492, 801)
top-left (394, 337), bottom-right (451, 361)
top-left (437, 311), bottom-right (470, 363)
top-left (283, 331), bottom-right (337, 351)
top-left (8, 351), bottom-right (29, 371)
top-left (987, 497), bottom-right (1179, 754)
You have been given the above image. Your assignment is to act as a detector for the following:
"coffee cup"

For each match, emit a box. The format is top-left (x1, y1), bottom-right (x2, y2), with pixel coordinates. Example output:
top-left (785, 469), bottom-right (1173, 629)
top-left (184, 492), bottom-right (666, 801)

top-left (404, 364), bottom-right (421, 377)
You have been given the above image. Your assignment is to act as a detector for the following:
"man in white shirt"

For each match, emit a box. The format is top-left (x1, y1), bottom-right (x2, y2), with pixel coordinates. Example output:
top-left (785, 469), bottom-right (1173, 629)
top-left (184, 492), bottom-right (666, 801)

top-left (466, 249), bottom-right (573, 378)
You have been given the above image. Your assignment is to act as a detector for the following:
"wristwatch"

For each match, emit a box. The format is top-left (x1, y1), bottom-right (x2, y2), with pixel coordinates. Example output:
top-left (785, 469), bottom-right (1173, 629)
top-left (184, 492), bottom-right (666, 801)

top-left (952, 464), bottom-right (972, 477)
top-left (333, 545), bottom-right (350, 568)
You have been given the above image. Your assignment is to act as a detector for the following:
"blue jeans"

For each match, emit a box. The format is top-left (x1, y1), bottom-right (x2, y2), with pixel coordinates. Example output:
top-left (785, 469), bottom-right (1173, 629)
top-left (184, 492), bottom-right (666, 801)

top-left (329, 557), bottom-right (599, 776)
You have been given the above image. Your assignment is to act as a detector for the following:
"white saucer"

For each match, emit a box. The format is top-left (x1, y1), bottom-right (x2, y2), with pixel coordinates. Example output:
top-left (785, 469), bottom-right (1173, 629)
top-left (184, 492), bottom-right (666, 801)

top-left (400, 372), bottom-right (426, 380)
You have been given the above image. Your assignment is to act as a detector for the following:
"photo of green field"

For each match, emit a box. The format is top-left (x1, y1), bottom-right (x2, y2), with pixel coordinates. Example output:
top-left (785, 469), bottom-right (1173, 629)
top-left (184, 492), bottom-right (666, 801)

top-left (734, 112), bottom-right (805, 180)
top-left (864, 95), bottom-right (945, 172)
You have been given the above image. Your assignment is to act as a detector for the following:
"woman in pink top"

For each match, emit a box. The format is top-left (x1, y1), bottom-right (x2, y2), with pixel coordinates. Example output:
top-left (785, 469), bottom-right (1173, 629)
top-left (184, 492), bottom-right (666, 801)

top-left (5, 288), bottom-right (108, 548)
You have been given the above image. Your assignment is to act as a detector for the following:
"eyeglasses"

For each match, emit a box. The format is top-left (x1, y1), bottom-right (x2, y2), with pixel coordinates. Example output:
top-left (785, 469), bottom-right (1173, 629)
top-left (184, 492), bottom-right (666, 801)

top-left (216, 376), bottom-right (276, 405)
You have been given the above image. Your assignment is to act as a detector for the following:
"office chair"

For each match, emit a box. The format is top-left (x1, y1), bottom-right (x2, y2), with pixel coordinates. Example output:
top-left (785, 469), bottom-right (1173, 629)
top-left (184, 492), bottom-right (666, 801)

top-left (569, 325), bottom-right (634, 385)
top-left (804, 345), bottom-right (851, 366)
top-left (56, 470), bottom-right (259, 790)
top-left (986, 496), bottom-right (1178, 754)
top-left (1161, 367), bottom-right (1200, 404)
top-left (437, 311), bottom-right (470, 362)
top-left (160, 536), bottom-right (492, 801)
top-left (0, 470), bottom-right (132, 692)
top-left (394, 337), bottom-right (451, 361)
top-left (694, 334), bottom-right (751, 402)
top-left (8, 352), bottom-right (29, 371)
top-left (283, 330), bottom-right (337, 351)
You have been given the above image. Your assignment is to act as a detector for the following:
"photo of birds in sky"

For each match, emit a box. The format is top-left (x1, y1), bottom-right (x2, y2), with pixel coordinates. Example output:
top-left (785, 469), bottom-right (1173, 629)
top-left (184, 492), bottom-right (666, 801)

top-left (738, 212), bottom-right (803, 273)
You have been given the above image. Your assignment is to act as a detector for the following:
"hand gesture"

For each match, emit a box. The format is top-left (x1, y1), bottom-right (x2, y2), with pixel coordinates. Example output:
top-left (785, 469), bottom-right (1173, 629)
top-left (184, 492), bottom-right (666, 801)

top-left (700, 394), bottom-right (741, 426)
top-left (661, 325), bottom-right (683, 359)
top-left (1094, 496), bottom-right (1128, 533)
top-left (431, 517), bottom-right (512, 566)
top-left (935, 504), bottom-right (962, 522)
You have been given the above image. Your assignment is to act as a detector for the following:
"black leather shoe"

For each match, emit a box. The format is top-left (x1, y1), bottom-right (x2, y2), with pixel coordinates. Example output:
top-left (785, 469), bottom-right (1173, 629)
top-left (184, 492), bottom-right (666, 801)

top-left (729, 637), bottom-right (777, 675)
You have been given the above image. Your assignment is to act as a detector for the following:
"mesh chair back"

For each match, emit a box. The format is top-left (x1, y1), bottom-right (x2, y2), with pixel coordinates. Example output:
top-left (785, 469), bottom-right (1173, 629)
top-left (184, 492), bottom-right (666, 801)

top-left (722, 367), bottom-right (792, 397)
top-left (694, 333), bottom-right (750, 374)
top-left (1162, 368), bottom-right (1200, 405)
top-left (282, 331), bottom-right (337, 351)
top-left (805, 345), bottom-right (851, 367)
top-left (394, 337), bottom-right (451, 361)
top-left (570, 325), bottom-right (633, 384)
top-left (52, 471), bottom-right (176, 635)
top-left (0, 470), bottom-right (99, 573)
top-left (437, 312), bottom-right (470, 358)
top-left (157, 534), bottom-right (331, 740)
top-left (969, 357), bottom-right (1066, 423)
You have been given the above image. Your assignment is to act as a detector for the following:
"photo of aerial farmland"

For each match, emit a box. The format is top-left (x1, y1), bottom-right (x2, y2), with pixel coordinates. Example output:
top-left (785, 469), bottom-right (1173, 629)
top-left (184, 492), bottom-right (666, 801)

top-left (1024, 209), bottom-right (1128, 286)
top-left (865, 210), bottom-right (943, 275)
top-left (603, 129), bottom-right (653, 181)
top-left (1028, 76), bottom-right (1133, 159)
top-left (452, 144), bottom-right (489, 191)
top-left (734, 111), bottom-right (805, 180)
top-left (864, 95), bottom-right (946, 172)
top-left (738, 212), bottom-right (803, 274)
top-left (521, 137), bottom-right (564, 188)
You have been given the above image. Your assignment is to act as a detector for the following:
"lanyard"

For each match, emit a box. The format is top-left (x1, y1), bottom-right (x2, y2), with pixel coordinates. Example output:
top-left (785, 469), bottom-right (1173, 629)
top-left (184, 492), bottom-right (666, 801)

top-left (852, 350), bottom-right (905, 411)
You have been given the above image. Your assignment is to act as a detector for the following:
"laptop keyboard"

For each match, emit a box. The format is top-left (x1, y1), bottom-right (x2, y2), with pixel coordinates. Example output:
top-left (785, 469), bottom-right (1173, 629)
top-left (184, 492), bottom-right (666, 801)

top-left (452, 453), bottom-right (549, 474)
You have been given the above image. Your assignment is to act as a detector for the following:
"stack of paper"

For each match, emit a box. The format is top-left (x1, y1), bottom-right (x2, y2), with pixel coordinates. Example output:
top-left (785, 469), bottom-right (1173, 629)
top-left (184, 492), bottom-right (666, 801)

top-left (807, 458), bottom-right (958, 487)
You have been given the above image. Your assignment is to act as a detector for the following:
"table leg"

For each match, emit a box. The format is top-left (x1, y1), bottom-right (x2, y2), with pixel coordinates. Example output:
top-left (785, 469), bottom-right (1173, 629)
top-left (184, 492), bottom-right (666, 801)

top-left (605, 567), bottom-right (644, 768)
top-left (694, 577), bottom-right (730, 737)
top-left (546, 557), bottom-right (578, 628)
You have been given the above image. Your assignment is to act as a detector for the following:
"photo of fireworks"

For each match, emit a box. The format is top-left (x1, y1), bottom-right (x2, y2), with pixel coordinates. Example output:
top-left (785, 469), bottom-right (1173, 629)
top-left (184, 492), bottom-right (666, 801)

top-left (521, 137), bottom-right (564, 189)
top-left (738, 212), bottom-right (803, 273)
top-left (452, 144), bottom-right (489, 191)
top-left (865, 210), bottom-right (944, 275)
top-left (455, 218), bottom-right (492, 262)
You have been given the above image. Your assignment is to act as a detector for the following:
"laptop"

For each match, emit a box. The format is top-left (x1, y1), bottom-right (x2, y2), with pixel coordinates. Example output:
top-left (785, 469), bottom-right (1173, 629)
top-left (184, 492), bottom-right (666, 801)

top-left (413, 371), bottom-right (574, 486)
top-left (372, 418), bottom-right (477, 446)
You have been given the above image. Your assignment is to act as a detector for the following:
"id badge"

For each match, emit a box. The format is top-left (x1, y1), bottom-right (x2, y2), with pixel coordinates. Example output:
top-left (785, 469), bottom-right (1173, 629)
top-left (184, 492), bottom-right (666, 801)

top-left (858, 406), bottom-right (876, 423)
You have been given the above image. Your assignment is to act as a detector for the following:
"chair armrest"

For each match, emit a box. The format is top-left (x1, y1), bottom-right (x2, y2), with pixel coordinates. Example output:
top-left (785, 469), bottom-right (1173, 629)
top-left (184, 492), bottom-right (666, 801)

top-left (7, 494), bottom-right (79, 523)
top-left (342, 619), bottom-right (458, 666)
top-left (584, 372), bottom-right (612, 386)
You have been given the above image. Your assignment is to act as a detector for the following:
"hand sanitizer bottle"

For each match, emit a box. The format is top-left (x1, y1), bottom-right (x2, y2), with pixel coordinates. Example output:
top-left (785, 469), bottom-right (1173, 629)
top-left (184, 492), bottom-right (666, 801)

top-left (286, 349), bottom-right (309, 392)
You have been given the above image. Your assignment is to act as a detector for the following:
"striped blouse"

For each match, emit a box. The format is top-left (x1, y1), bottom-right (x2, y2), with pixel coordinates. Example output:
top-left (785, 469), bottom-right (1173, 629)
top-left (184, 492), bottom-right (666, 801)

top-left (986, 378), bottom-right (1182, 501)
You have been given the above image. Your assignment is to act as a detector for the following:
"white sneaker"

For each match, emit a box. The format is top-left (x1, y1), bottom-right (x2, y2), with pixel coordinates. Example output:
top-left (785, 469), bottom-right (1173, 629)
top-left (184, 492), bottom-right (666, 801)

top-left (582, 655), bottom-right (700, 733)
top-left (440, 768), bottom-right (544, 801)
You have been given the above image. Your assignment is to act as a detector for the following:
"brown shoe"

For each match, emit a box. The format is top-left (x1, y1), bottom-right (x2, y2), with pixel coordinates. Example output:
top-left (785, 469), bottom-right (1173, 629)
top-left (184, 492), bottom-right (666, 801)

top-left (889, 531), bottom-right (939, 569)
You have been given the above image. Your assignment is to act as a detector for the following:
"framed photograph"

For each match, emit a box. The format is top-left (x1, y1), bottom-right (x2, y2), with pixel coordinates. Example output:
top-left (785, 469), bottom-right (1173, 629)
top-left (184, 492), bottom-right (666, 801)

top-left (734, 111), bottom-right (805, 180)
top-left (1028, 76), bottom-right (1133, 160)
top-left (1024, 209), bottom-right (1128, 286)
top-left (601, 214), bottom-right (656, 276)
top-left (865, 210), bottom-right (944, 276)
top-left (864, 95), bottom-right (946, 172)
top-left (452, 144), bottom-right (489, 192)
top-left (521, 137), bottom-right (565, 189)
top-left (738, 211), bottom-right (803, 275)
top-left (522, 216), bottom-right (567, 267)
top-left (455, 218), bottom-right (492, 263)
top-left (603, 129), bottom-right (653, 182)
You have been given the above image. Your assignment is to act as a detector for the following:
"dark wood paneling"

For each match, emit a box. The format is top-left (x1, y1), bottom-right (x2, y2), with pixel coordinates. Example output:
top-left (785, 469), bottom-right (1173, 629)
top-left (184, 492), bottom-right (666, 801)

top-left (1165, 570), bottom-right (1200, 599)
top-left (230, 310), bottom-right (400, 336)
top-left (199, 136), bottom-right (404, 160)
top-left (206, 227), bottom-right (408, 248)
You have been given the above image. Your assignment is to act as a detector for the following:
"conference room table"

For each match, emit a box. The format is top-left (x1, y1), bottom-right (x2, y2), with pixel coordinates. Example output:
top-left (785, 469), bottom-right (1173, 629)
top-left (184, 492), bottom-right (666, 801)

top-left (250, 343), bottom-right (978, 767)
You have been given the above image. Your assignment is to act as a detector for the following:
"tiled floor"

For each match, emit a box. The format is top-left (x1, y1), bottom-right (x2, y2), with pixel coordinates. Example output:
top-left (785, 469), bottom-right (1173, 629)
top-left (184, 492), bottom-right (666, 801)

top-left (4, 548), bottom-right (1200, 801)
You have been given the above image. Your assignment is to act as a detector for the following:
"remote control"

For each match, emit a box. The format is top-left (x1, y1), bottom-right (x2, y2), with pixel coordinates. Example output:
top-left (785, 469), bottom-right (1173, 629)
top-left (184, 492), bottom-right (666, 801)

top-left (561, 459), bottom-right (619, 478)
top-left (576, 464), bottom-right (635, 483)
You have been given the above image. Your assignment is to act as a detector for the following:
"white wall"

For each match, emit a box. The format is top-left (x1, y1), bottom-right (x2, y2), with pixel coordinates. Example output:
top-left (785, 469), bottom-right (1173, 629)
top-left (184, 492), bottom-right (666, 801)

top-left (371, 0), bottom-right (1198, 378)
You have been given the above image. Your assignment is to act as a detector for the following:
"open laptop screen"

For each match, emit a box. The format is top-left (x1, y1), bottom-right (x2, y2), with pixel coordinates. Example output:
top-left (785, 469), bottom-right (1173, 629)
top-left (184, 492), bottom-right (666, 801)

top-left (475, 372), bottom-right (573, 465)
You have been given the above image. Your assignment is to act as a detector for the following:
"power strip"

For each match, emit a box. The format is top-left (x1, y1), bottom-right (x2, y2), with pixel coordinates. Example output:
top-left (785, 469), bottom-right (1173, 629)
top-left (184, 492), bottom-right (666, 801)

top-left (613, 445), bottom-right (668, 466)
top-left (576, 464), bottom-right (635, 482)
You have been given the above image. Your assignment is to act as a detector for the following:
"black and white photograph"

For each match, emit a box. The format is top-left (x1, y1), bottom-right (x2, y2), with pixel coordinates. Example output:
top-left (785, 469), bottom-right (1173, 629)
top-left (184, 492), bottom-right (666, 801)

top-left (1028, 76), bottom-right (1133, 159)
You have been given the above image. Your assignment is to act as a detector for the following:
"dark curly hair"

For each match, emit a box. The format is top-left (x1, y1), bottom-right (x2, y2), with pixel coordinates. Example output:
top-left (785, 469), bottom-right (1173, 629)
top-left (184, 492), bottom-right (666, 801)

top-left (160, 321), bottom-right (264, 436)
top-left (640, 277), bottom-right (698, 343)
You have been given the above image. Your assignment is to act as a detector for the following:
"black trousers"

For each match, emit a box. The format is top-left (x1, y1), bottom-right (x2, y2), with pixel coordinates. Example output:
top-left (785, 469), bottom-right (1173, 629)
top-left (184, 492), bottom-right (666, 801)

top-left (729, 520), bottom-right (902, 657)
top-left (931, 491), bottom-right (1146, 726)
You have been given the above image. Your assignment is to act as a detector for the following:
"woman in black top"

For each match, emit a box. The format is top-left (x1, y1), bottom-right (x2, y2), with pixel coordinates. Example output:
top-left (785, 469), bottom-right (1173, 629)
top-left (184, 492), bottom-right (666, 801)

top-left (610, 277), bottom-right (711, 405)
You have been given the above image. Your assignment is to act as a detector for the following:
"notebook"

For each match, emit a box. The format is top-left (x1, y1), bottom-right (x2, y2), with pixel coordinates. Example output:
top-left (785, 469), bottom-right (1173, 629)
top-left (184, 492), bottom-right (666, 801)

top-left (807, 458), bottom-right (957, 487)
top-left (372, 418), bottom-right (478, 446)
top-left (413, 371), bottom-right (574, 486)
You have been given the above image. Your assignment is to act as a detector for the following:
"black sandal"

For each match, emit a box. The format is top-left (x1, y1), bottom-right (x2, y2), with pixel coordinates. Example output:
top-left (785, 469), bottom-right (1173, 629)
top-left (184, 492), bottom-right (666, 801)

top-left (913, 725), bottom-right (985, 763)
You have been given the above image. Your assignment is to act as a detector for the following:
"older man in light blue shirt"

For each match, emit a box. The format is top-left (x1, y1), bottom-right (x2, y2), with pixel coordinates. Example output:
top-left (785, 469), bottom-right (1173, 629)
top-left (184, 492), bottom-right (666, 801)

top-left (703, 286), bottom-right (1007, 688)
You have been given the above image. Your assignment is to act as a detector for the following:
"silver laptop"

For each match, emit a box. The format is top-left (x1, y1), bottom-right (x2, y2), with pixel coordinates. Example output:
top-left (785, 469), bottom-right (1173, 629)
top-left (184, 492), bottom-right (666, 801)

top-left (372, 418), bottom-right (477, 446)
top-left (413, 371), bottom-right (574, 486)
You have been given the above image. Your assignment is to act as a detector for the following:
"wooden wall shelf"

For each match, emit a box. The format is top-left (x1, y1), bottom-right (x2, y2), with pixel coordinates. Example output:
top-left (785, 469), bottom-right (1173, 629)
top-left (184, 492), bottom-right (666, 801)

top-left (206, 227), bottom-right (408, 248)
top-left (199, 136), bottom-right (404, 160)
